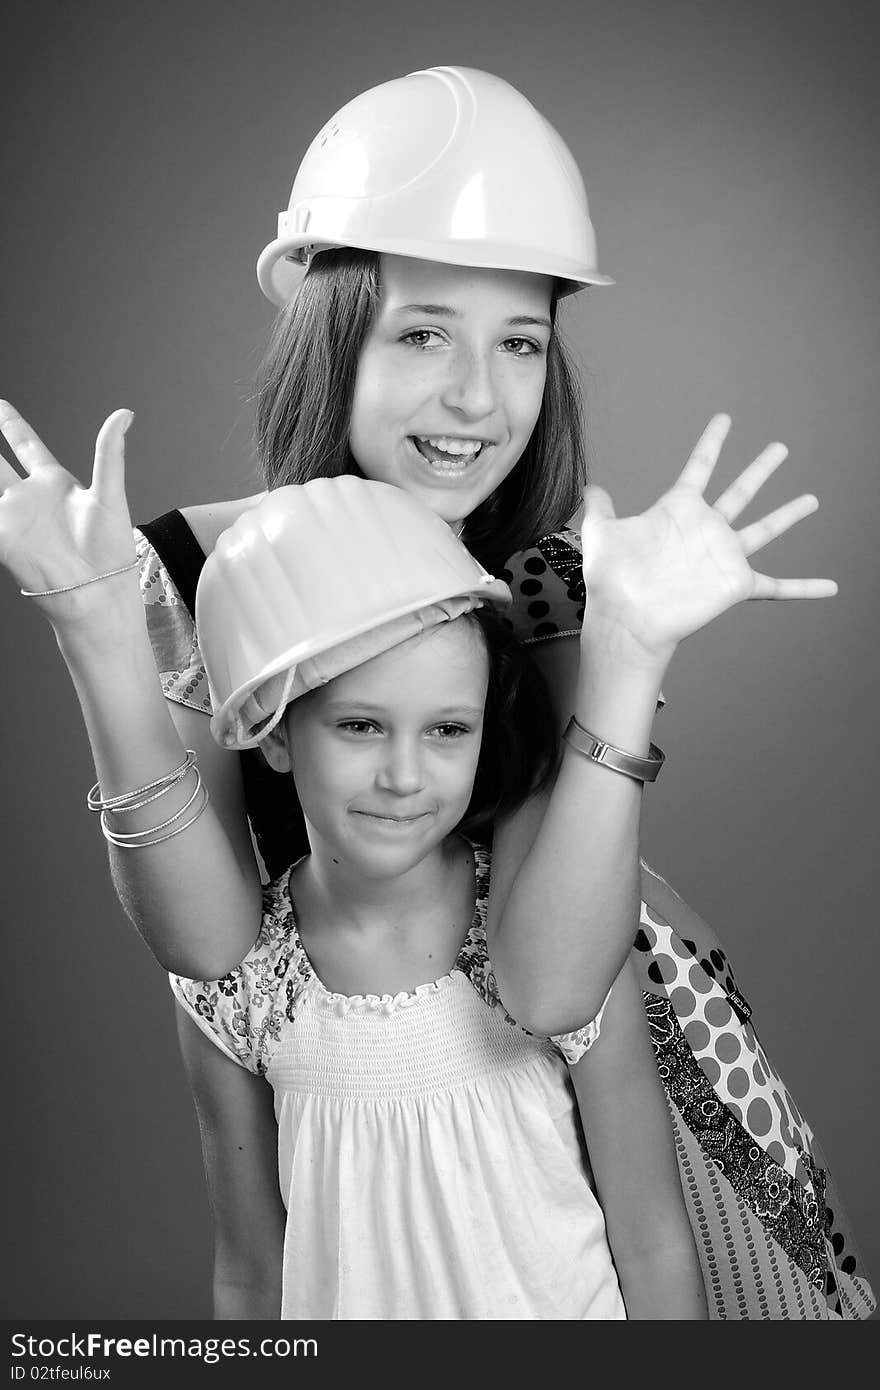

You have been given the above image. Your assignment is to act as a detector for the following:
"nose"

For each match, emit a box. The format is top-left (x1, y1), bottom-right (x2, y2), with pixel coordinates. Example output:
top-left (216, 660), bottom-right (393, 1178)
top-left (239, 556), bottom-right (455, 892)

top-left (375, 735), bottom-right (426, 796)
top-left (440, 345), bottom-right (496, 419)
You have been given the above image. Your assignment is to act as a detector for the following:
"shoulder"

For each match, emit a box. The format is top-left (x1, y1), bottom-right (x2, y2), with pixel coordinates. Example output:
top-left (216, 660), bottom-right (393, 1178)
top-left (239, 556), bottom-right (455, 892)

top-left (133, 523), bottom-right (210, 712)
top-left (505, 529), bottom-right (583, 585)
top-left (134, 493), bottom-right (265, 712)
top-left (180, 493), bottom-right (267, 554)
top-left (499, 530), bottom-right (584, 645)
top-left (169, 868), bottom-right (307, 1075)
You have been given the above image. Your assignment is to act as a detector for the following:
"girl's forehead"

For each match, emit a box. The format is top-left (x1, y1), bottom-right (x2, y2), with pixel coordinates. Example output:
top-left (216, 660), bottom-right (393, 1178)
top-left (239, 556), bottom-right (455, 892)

top-left (377, 254), bottom-right (553, 317)
top-left (299, 620), bottom-right (490, 714)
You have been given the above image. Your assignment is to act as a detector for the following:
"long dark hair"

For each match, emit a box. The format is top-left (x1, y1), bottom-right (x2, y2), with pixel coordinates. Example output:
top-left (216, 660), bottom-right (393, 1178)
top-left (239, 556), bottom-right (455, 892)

top-left (255, 249), bottom-right (587, 568)
top-left (457, 607), bottom-right (558, 838)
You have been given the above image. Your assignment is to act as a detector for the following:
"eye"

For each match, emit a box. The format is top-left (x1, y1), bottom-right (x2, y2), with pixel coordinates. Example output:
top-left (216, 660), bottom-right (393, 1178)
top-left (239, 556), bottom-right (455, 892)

top-left (500, 336), bottom-right (543, 357)
top-left (337, 719), bottom-right (381, 737)
top-left (400, 328), bottom-right (447, 349)
top-left (429, 722), bottom-right (472, 740)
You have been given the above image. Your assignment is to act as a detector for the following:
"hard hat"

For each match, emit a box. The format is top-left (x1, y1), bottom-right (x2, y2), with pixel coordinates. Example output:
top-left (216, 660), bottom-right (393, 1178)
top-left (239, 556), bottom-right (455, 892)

top-left (257, 66), bottom-right (613, 305)
top-left (196, 476), bottom-right (513, 750)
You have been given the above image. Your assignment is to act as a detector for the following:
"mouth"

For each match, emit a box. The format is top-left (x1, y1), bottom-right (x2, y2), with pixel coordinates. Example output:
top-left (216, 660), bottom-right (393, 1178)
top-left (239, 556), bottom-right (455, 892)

top-left (352, 810), bottom-right (432, 827)
top-left (409, 435), bottom-right (490, 475)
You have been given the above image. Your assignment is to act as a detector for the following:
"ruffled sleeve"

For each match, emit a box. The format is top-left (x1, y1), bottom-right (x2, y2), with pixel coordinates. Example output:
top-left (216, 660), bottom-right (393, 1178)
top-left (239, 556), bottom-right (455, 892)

top-left (168, 871), bottom-right (306, 1075)
top-left (134, 527), bottom-right (212, 714)
top-left (550, 1005), bottom-right (607, 1066)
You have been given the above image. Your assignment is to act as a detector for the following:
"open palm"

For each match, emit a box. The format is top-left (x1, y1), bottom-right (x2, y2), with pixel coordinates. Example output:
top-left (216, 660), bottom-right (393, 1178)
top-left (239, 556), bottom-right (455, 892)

top-left (0, 402), bottom-right (134, 610)
top-left (581, 414), bottom-right (837, 663)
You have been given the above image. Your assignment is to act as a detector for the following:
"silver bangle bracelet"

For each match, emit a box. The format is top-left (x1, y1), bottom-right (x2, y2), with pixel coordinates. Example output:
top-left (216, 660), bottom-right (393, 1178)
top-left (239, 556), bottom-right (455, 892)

top-left (87, 751), bottom-right (198, 813)
top-left (99, 770), bottom-right (204, 841)
top-left (101, 783), bottom-right (211, 849)
top-left (21, 557), bottom-right (140, 598)
top-left (562, 716), bottom-right (665, 783)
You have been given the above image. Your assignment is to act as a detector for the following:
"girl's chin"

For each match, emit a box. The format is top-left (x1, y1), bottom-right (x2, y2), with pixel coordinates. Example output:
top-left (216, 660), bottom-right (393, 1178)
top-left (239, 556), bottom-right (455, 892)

top-left (340, 817), bottom-right (460, 871)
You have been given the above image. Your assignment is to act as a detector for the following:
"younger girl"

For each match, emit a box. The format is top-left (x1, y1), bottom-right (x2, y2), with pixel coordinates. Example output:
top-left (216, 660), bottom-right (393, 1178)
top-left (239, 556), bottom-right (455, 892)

top-left (172, 474), bottom-right (707, 1319)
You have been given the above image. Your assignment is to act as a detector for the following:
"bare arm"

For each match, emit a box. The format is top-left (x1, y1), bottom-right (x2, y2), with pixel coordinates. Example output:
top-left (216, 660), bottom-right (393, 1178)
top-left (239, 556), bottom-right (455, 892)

top-left (0, 404), bottom-right (264, 977)
top-left (486, 415), bottom-right (836, 1035)
top-left (488, 632), bottom-right (652, 1034)
top-left (50, 567), bottom-right (264, 978)
top-left (569, 958), bottom-right (707, 1320)
top-left (105, 700), bottom-right (261, 972)
top-left (175, 1005), bottom-right (285, 1320)
top-left (108, 497), bottom-right (271, 968)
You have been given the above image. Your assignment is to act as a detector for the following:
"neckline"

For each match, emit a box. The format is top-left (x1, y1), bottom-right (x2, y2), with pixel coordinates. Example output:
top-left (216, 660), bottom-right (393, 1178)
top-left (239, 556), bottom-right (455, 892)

top-left (285, 839), bottom-right (487, 1008)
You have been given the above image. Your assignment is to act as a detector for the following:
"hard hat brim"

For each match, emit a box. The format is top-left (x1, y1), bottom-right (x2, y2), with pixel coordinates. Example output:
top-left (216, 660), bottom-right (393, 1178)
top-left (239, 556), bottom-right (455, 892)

top-left (256, 234), bottom-right (614, 307)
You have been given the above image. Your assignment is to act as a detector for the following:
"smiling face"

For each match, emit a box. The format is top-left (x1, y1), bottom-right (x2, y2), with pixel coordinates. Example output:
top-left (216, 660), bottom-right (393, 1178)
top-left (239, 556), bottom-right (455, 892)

top-left (270, 618), bottom-right (490, 879)
top-left (348, 256), bottom-right (553, 529)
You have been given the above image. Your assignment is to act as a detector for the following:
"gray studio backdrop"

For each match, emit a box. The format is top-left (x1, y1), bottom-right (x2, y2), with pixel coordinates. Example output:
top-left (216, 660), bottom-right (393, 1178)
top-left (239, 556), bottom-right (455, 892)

top-left (2, 0), bottom-right (877, 1318)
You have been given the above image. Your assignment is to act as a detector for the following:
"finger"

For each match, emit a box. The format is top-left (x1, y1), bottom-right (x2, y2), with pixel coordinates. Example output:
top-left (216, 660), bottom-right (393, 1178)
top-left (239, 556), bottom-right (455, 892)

top-left (676, 413), bottom-right (732, 492)
top-left (90, 409), bottom-right (134, 507)
top-left (713, 441), bottom-right (789, 522)
top-left (0, 455), bottom-right (22, 491)
top-left (0, 400), bottom-right (61, 475)
top-left (581, 483), bottom-right (617, 520)
top-left (737, 493), bottom-right (818, 557)
top-left (749, 572), bottom-right (838, 600)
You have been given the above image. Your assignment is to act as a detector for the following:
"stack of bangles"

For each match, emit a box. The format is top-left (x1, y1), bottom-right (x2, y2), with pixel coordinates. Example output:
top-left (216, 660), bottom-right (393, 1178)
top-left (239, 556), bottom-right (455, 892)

top-left (86, 750), bottom-right (210, 848)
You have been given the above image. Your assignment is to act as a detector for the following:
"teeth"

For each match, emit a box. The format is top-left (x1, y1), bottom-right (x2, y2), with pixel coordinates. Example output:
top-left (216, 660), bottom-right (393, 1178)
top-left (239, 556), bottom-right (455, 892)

top-left (418, 436), bottom-right (483, 457)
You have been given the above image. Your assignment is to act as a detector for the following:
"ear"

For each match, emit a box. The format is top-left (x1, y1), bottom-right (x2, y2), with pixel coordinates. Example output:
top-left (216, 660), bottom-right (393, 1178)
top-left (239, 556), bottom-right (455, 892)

top-left (259, 721), bottom-right (293, 774)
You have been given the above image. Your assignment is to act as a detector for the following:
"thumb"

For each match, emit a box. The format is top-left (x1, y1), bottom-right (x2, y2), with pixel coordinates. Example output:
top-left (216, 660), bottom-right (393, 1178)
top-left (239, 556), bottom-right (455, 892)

top-left (581, 482), bottom-right (617, 522)
top-left (91, 409), bottom-right (134, 507)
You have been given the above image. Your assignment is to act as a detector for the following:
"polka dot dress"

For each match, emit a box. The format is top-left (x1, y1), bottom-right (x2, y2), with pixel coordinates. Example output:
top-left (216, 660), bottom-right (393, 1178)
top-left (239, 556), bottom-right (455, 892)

top-left (499, 531), bottom-right (585, 643)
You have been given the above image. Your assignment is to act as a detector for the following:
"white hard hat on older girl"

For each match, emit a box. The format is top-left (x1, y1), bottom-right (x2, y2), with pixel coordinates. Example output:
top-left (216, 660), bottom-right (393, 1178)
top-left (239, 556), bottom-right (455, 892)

top-left (253, 66), bottom-right (609, 567)
top-left (256, 66), bottom-right (613, 304)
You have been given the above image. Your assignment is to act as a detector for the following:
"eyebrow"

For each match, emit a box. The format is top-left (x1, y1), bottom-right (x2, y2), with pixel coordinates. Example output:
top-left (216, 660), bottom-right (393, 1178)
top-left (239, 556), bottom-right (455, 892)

top-left (506, 314), bottom-right (553, 330)
top-left (391, 303), bottom-right (552, 330)
top-left (324, 701), bottom-right (485, 718)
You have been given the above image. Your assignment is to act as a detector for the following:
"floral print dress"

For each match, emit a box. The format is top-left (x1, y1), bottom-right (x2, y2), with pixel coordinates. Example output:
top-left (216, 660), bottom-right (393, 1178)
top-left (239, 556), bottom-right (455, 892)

top-left (171, 844), bottom-right (626, 1320)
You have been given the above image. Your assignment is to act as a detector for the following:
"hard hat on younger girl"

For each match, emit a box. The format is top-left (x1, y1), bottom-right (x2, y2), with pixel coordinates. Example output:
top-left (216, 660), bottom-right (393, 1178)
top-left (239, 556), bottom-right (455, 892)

top-left (197, 477), bottom-right (513, 751)
top-left (257, 66), bottom-right (614, 305)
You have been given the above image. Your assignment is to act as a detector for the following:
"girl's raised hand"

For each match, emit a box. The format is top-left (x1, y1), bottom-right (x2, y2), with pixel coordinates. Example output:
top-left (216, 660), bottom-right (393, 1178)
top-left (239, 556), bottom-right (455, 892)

top-left (0, 402), bottom-right (136, 622)
top-left (580, 413), bottom-right (837, 670)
